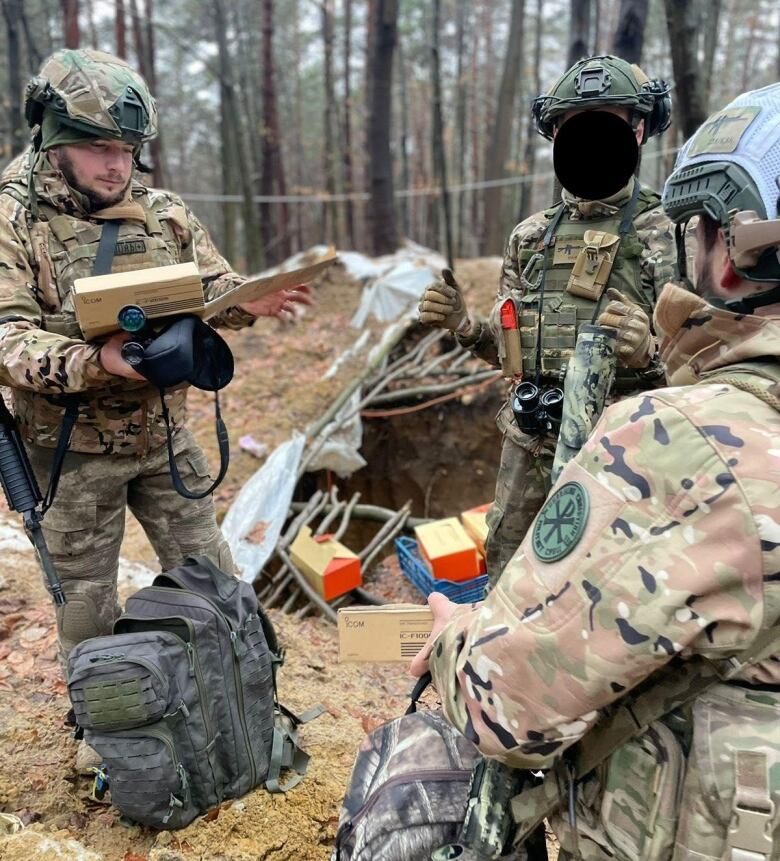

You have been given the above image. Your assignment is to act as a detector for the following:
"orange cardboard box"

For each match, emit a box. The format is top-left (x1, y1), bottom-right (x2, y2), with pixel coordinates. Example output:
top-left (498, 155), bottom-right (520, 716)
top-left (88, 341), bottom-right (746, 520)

top-left (289, 525), bottom-right (362, 601)
top-left (461, 503), bottom-right (491, 558)
top-left (414, 517), bottom-right (481, 582)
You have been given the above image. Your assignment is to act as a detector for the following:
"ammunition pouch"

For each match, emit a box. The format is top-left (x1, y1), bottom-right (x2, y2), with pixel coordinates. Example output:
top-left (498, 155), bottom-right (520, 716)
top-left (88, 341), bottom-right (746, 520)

top-left (566, 230), bottom-right (620, 301)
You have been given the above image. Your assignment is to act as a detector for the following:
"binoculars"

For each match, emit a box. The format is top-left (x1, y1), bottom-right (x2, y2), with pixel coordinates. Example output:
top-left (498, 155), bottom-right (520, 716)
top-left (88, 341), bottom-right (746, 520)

top-left (511, 381), bottom-right (564, 436)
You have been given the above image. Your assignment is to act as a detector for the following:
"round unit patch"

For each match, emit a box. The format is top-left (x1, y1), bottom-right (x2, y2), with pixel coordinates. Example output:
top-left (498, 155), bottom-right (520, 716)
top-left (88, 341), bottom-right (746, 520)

top-left (532, 481), bottom-right (590, 562)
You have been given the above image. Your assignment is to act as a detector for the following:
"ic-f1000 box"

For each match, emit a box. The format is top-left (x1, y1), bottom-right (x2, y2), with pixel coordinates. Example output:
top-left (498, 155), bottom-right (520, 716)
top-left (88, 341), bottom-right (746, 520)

top-left (337, 605), bottom-right (434, 662)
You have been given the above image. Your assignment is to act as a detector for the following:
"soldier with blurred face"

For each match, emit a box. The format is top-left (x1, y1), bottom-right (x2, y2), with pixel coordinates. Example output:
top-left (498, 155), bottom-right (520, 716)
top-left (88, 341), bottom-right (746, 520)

top-left (419, 56), bottom-right (678, 585)
top-left (412, 83), bottom-right (780, 861)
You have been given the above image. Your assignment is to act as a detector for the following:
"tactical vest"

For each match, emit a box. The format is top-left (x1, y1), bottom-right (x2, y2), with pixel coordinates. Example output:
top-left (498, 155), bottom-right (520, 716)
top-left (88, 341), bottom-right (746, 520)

top-left (0, 175), bottom-right (195, 454)
top-left (515, 184), bottom-right (659, 391)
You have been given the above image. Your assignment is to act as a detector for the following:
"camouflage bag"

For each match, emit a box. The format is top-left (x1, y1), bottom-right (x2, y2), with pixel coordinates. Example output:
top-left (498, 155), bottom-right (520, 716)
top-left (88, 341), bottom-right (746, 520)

top-left (332, 708), bottom-right (481, 861)
top-left (68, 556), bottom-right (318, 829)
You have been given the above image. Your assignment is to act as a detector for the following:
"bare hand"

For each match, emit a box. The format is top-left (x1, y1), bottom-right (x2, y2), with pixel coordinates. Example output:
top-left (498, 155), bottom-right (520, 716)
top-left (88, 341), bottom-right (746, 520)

top-left (240, 284), bottom-right (315, 324)
top-left (99, 331), bottom-right (146, 380)
top-left (409, 592), bottom-right (459, 678)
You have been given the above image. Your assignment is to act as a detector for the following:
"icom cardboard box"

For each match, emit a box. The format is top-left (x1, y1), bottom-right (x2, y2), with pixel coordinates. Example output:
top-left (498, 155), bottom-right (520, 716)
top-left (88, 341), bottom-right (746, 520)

top-left (72, 247), bottom-right (337, 340)
top-left (338, 604), bottom-right (434, 662)
top-left (461, 503), bottom-right (491, 558)
top-left (414, 517), bottom-right (482, 582)
top-left (289, 525), bottom-right (362, 602)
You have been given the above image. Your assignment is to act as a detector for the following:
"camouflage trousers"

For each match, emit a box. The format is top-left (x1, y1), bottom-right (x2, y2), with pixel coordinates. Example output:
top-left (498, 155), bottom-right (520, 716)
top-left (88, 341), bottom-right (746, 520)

top-left (26, 428), bottom-right (235, 661)
top-left (485, 433), bottom-right (551, 587)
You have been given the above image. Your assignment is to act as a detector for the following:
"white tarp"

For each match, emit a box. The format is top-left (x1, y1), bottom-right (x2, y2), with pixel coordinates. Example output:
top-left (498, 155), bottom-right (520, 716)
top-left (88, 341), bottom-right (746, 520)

top-left (350, 260), bottom-right (441, 328)
top-left (305, 390), bottom-right (367, 478)
top-left (221, 431), bottom-right (306, 582)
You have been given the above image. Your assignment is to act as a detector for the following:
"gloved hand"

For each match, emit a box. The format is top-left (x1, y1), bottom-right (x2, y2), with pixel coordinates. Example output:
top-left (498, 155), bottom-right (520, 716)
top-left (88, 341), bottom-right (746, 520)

top-left (597, 288), bottom-right (655, 369)
top-left (418, 268), bottom-right (471, 334)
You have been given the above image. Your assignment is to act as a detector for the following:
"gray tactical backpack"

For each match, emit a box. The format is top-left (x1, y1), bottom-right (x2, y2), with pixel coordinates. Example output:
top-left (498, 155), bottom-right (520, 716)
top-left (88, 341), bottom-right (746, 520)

top-left (67, 556), bottom-right (319, 829)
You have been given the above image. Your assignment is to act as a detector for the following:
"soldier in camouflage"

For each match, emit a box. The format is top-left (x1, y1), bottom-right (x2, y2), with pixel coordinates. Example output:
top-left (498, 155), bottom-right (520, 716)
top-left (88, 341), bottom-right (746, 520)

top-left (419, 56), bottom-right (678, 585)
top-left (412, 83), bottom-right (780, 860)
top-left (0, 50), bottom-right (311, 663)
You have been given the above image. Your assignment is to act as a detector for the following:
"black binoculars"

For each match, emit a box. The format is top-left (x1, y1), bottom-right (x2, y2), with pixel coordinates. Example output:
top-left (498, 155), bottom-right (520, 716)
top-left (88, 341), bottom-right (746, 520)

top-left (511, 381), bottom-right (563, 436)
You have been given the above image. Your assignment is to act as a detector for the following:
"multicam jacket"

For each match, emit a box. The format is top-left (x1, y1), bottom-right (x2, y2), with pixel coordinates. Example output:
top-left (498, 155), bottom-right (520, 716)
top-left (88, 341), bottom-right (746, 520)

top-left (430, 283), bottom-right (780, 859)
top-left (462, 180), bottom-right (678, 454)
top-left (0, 154), bottom-right (253, 454)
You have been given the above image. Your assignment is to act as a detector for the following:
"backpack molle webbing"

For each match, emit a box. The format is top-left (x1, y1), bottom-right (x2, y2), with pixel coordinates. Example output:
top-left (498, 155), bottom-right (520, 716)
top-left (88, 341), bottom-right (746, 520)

top-left (68, 555), bottom-right (321, 829)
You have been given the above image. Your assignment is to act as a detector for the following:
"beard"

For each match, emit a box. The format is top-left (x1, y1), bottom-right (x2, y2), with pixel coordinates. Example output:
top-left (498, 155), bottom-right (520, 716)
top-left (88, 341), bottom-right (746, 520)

top-left (55, 150), bottom-right (132, 210)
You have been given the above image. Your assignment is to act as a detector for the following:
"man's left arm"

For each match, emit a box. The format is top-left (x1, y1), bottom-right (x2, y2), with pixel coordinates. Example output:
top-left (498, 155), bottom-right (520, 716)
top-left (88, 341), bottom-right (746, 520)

top-left (428, 393), bottom-right (762, 770)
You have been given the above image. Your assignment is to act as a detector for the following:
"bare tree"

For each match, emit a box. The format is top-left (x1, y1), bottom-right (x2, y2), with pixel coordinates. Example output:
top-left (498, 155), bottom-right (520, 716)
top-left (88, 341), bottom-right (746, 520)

top-left (611, 0), bottom-right (649, 63)
top-left (260, 0), bottom-right (291, 263)
top-left (366, 0), bottom-right (400, 255)
top-left (454, 0), bottom-right (468, 256)
top-left (568, 0), bottom-right (591, 66)
top-left (431, 0), bottom-right (453, 267)
top-left (663, 0), bottom-right (708, 137)
top-left (482, 0), bottom-right (526, 255)
top-left (519, 0), bottom-right (544, 222)
top-left (342, 0), bottom-right (356, 249)
top-left (115, 0), bottom-right (127, 58)
top-left (84, 0), bottom-right (97, 48)
top-left (1, 0), bottom-right (24, 158)
top-left (60, 0), bottom-right (79, 48)
top-left (321, 0), bottom-right (339, 245)
top-left (702, 0), bottom-right (723, 101)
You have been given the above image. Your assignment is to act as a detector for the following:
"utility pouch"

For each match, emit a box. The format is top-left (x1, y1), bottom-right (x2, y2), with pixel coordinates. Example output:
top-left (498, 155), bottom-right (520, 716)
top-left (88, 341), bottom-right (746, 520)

top-left (673, 683), bottom-right (780, 861)
top-left (566, 230), bottom-right (620, 301)
top-left (599, 721), bottom-right (685, 861)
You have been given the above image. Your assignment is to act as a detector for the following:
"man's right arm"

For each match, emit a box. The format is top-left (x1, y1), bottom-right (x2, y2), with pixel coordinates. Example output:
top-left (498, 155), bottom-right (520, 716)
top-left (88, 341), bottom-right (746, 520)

top-left (0, 207), bottom-right (114, 393)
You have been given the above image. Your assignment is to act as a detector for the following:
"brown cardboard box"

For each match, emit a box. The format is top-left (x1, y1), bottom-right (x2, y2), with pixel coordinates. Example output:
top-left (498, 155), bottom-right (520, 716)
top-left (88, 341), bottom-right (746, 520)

top-left (338, 604), bottom-right (434, 662)
top-left (414, 517), bottom-right (482, 582)
top-left (289, 525), bottom-right (362, 601)
top-left (461, 503), bottom-right (491, 558)
top-left (72, 247), bottom-right (338, 340)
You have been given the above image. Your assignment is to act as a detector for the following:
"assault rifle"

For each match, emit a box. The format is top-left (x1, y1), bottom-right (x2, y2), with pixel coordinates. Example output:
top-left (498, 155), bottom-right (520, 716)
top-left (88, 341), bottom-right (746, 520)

top-left (0, 397), bottom-right (66, 607)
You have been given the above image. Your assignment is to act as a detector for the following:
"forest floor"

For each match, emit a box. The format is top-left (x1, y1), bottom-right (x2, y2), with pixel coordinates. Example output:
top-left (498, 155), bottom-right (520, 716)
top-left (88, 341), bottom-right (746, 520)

top-left (0, 253), bottom-right (559, 860)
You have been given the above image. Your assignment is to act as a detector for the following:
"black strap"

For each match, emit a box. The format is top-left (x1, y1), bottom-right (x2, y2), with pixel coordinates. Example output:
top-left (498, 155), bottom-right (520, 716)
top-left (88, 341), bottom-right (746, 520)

top-left (40, 221), bottom-right (121, 513)
top-left (41, 394), bottom-right (80, 514)
top-left (618, 179), bottom-right (642, 236)
top-left (93, 220), bottom-right (121, 275)
top-left (158, 389), bottom-right (230, 500)
top-left (405, 671), bottom-right (433, 715)
top-left (534, 203), bottom-right (567, 386)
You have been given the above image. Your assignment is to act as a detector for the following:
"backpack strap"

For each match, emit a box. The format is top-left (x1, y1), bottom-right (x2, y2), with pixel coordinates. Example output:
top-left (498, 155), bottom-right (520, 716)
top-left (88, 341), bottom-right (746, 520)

top-left (265, 702), bottom-right (325, 793)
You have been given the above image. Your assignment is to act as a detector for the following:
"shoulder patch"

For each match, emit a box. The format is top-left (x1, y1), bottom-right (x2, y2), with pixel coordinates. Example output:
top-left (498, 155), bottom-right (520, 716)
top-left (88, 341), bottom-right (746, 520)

top-left (532, 481), bottom-right (590, 562)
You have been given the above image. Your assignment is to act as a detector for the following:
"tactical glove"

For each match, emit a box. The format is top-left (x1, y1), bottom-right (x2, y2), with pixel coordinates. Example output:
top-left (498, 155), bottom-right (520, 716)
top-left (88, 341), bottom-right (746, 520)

top-left (596, 288), bottom-right (655, 369)
top-left (418, 269), bottom-right (471, 334)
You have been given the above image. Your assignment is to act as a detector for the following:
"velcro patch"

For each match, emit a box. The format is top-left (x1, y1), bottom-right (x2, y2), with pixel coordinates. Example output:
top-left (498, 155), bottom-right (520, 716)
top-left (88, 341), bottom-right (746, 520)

top-left (115, 240), bottom-right (146, 256)
top-left (532, 481), bottom-right (590, 562)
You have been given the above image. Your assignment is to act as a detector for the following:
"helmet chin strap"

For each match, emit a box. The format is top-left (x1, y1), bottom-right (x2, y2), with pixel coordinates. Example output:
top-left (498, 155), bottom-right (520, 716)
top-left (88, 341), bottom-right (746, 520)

top-left (723, 283), bottom-right (780, 315)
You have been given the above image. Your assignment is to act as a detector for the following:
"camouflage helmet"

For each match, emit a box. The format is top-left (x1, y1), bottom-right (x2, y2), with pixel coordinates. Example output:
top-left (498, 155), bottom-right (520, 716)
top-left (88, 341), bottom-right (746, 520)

top-left (663, 83), bottom-right (780, 291)
top-left (532, 55), bottom-right (671, 143)
top-left (24, 49), bottom-right (157, 146)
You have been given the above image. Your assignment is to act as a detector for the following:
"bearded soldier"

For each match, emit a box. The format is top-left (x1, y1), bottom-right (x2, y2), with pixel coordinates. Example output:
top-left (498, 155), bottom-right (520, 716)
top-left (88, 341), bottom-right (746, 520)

top-left (0, 51), bottom-right (311, 668)
top-left (412, 83), bottom-right (780, 860)
top-left (419, 56), bottom-right (677, 584)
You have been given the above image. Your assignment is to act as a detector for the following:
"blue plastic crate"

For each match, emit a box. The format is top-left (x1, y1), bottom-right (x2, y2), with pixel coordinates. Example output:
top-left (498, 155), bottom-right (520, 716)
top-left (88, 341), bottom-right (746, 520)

top-left (395, 536), bottom-right (488, 604)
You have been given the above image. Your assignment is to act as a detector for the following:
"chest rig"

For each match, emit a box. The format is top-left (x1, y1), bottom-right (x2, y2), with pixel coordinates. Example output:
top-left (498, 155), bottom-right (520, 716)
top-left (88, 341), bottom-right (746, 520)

top-left (514, 183), bottom-right (659, 390)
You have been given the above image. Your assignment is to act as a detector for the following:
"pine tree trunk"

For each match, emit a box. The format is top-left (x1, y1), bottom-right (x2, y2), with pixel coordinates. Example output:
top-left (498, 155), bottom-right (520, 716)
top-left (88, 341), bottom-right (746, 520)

top-left (60, 0), bottom-right (79, 48)
top-left (518, 0), bottom-right (543, 222)
top-left (342, 0), bottom-right (356, 249)
top-left (397, 39), bottom-right (411, 240)
top-left (19, 3), bottom-right (42, 72)
top-left (611, 0), bottom-right (649, 63)
top-left (482, 0), bottom-right (526, 256)
top-left (321, 0), bottom-right (340, 246)
top-left (1, 0), bottom-right (24, 158)
top-left (662, 0), bottom-right (708, 138)
top-left (260, 0), bottom-right (291, 263)
top-left (454, 0), bottom-right (468, 258)
top-left (431, 0), bottom-right (453, 267)
top-left (701, 0), bottom-right (722, 105)
top-left (366, 0), bottom-right (400, 256)
top-left (84, 0), bottom-right (97, 48)
top-left (568, 0), bottom-right (591, 66)
top-left (115, 0), bottom-right (127, 57)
